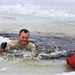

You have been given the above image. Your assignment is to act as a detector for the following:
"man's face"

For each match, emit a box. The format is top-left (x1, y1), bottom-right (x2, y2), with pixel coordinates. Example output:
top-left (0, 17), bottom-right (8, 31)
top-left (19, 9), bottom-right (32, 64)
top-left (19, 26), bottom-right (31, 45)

top-left (18, 31), bottom-right (29, 45)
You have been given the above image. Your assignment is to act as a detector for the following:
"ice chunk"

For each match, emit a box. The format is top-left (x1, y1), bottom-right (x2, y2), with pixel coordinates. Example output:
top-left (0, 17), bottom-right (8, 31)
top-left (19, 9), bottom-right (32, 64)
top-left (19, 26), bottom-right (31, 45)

top-left (0, 67), bottom-right (7, 72)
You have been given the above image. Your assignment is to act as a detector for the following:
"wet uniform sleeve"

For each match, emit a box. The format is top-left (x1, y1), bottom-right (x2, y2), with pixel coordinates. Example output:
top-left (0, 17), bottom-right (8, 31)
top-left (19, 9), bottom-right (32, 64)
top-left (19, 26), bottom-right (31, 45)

top-left (5, 41), bottom-right (17, 50)
top-left (28, 42), bottom-right (38, 55)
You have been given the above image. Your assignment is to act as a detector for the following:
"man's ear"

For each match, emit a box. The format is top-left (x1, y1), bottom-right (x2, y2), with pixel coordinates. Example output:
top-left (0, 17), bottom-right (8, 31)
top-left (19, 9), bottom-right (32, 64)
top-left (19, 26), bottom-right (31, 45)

top-left (18, 35), bottom-right (20, 39)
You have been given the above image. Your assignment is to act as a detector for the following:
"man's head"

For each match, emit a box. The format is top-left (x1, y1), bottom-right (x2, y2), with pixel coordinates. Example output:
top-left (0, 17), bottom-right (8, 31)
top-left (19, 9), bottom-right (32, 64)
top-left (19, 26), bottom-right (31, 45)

top-left (18, 29), bottom-right (30, 45)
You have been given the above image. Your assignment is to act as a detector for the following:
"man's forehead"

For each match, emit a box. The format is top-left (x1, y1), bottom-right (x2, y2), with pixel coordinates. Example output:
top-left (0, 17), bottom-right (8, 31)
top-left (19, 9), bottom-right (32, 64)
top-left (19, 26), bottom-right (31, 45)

top-left (20, 32), bottom-right (29, 35)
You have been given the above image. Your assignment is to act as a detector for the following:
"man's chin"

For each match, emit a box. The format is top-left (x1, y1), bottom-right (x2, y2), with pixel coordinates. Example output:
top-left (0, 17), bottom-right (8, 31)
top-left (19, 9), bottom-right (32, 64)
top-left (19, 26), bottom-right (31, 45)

top-left (22, 42), bottom-right (26, 45)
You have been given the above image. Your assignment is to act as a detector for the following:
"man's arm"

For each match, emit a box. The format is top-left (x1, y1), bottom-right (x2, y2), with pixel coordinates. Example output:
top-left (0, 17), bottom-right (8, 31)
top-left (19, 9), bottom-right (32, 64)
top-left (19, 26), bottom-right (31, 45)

top-left (29, 42), bottom-right (38, 56)
top-left (0, 40), bottom-right (18, 51)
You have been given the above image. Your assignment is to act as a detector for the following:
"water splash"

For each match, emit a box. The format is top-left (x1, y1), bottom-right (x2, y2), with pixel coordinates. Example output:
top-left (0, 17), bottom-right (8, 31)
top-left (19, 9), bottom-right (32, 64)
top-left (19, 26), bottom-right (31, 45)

top-left (0, 45), bottom-right (68, 60)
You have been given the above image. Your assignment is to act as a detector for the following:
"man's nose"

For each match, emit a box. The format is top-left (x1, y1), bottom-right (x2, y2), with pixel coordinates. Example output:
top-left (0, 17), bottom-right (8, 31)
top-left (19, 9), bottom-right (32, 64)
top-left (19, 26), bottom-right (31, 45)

top-left (23, 37), bottom-right (28, 40)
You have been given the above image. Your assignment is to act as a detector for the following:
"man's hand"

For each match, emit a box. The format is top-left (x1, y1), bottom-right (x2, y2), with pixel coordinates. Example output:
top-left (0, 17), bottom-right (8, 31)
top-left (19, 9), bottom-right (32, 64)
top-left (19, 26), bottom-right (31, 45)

top-left (1, 42), bottom-right (7, 51)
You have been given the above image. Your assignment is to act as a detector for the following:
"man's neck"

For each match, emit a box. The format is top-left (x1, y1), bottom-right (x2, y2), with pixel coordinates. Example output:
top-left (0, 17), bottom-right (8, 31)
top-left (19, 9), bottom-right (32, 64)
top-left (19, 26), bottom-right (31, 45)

top-left (18, 41), bottom-right (28, 46)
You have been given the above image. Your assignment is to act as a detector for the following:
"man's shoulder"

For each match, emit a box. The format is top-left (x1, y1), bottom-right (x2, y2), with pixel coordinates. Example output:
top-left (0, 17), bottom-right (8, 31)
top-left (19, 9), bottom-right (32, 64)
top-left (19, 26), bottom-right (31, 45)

top-left (28, 41), bottom-right (36, 47)
top-left (11, 40), bottom-right (18, 43)
top-left (7, 40), bottom-right (18, 45)
top-left (28, 41), bottom-right (35, 44)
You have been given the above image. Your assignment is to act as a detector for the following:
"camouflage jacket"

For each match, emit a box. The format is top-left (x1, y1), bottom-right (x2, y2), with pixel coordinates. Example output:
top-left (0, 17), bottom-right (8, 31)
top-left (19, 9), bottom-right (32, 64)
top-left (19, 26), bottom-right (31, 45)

top-left (6, 40), bottom-right (37, 54)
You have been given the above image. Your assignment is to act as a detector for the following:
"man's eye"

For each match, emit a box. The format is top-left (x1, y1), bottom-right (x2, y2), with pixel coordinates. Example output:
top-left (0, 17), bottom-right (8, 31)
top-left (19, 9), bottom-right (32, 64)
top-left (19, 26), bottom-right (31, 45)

top-left (25, 37), bottom-right (28, 39)
top-left (22, 37), bottom-right (28, 39)
top-left (22, 37), bottom-right (24, 38)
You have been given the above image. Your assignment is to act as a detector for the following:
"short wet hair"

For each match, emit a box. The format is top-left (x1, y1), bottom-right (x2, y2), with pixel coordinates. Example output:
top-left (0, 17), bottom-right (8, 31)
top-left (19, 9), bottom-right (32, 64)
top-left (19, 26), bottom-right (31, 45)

top-left (19, 29), bottom-right (29, 35)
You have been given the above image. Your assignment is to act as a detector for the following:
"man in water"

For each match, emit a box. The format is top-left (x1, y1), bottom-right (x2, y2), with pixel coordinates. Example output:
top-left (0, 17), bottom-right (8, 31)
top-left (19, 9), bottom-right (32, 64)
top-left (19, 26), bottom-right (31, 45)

top-left (1, 29), bottom-right (37, 55)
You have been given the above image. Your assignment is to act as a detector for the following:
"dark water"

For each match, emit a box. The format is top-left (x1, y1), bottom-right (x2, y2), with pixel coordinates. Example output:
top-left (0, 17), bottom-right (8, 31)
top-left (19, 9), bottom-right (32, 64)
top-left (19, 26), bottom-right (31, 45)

top-left (1, 33), bottom-right (75, 50)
